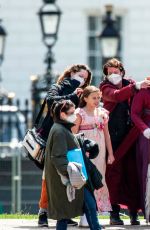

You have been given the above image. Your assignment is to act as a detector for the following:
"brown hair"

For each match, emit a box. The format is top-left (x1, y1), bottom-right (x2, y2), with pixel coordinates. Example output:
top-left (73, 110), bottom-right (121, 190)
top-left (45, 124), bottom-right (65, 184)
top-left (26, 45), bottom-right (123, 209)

top-left (103, 58), bottom-right (125, 77)
top-left (79, 86), bottom-right (100, 108)
top-left (57, 64), bottom-right (92, 88)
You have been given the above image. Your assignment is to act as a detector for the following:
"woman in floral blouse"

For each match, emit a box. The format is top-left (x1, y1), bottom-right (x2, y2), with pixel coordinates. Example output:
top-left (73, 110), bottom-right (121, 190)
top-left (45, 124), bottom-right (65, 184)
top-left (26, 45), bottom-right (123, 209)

top-left (72, 85), bottom-right (114, 226)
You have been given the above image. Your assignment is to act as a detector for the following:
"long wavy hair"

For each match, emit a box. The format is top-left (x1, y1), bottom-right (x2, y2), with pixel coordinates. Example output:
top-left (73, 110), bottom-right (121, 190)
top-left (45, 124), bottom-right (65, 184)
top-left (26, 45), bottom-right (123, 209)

top-left (57, 64), bottom-right (92, 88)
top-left (79, 86), bottom-right (100, 108)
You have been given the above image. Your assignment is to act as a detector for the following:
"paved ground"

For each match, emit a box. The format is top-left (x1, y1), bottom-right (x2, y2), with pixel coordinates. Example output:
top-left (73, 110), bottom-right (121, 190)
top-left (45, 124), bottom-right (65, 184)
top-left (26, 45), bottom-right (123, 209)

top-left (1, 219), bottom-right (150, 230)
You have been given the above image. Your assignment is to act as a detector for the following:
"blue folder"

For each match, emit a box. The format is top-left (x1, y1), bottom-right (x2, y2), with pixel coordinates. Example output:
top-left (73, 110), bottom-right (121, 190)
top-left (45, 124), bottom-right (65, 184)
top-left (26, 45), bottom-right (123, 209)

top-left (67, 148), bottom-right (88, 180)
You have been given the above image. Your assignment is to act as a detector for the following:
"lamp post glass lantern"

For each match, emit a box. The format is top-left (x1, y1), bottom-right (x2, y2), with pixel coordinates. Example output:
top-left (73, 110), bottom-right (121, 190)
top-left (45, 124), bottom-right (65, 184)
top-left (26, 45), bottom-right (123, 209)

top-left (0, 20), bottom-right (7, 66)
top-left (38, 0), bottom-right (61, 78)
top-left (100, 5), bottom-right (119, 59)
top-left (38, 0), bottom-right (61, 48)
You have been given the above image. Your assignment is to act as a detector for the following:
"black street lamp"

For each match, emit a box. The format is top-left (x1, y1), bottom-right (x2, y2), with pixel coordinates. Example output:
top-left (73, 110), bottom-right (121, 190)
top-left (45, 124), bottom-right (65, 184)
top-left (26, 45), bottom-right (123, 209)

top-left (31, 0), bottom-right (61, 123)
top-left (30, 75), bottom-right (41, 121)
top-left (99, 5), bottom-right (120, 63)
top-left (38, 0), bottom-right (62, 82)
top-left (0, 19), bottom-right (7, 104)
top-left (0, 19), bottom-right (7, 85)
top-left (0, 19), bottom-right (7, 66)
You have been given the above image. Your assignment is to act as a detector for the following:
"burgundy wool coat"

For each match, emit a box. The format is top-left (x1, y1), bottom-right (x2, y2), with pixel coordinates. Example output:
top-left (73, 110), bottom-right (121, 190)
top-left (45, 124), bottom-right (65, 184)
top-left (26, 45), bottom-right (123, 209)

top-left (100, 79), bottom-right (140, 210)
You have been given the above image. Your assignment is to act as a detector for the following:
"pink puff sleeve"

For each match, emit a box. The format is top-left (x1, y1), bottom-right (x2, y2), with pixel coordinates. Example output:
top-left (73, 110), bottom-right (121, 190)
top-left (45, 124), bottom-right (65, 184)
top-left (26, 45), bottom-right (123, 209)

top-left (99, 107), bottom-right (109, 125)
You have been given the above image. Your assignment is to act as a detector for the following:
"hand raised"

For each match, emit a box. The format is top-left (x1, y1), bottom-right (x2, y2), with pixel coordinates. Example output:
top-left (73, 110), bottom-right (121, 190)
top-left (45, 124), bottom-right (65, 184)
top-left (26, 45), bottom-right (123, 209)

top-left (74, 88), bottom-right (83, 97)
top-left (141, 79), bottom-right (150, 89)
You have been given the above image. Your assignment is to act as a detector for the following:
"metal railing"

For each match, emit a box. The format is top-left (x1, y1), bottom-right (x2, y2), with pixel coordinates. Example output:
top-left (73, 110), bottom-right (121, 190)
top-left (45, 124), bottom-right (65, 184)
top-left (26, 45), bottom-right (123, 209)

top-left (0, 98), bottom-right (30, 213)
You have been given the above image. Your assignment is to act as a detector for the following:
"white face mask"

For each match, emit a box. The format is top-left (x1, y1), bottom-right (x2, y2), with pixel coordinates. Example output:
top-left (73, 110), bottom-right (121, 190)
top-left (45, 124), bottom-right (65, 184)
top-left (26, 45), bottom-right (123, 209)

top-left (108, 73), bottom-right (122, 85)
top-left (66, 114), bottom-right (77, 123)
top-left (71, 75), bottom-right (85, 87)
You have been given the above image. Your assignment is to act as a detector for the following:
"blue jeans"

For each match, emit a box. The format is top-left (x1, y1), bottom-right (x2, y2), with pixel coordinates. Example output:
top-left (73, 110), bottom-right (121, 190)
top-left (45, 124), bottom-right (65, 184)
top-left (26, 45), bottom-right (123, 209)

top-left (56, 188), bottom-right (101, 230)
top-left (56, 219), bottom-right (68, 230)
top-left (83, 188), bottom-right (101, 230)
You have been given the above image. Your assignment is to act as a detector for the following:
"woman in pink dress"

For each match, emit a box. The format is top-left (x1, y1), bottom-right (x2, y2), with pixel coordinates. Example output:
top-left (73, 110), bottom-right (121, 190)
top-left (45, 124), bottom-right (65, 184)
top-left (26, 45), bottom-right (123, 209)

top-left (72, 85), bottom-right (114, 226)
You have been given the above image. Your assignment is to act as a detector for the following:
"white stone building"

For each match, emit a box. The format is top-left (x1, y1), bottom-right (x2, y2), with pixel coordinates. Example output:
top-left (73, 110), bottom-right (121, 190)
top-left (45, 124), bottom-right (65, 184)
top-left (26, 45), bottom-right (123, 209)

top-left (1, 0), bottom-right (150, 105)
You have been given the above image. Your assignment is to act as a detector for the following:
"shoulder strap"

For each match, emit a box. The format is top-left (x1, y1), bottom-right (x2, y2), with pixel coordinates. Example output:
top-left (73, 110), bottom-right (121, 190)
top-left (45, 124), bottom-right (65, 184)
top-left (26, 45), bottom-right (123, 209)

top-left (34, 98), bottom-right (47, 127)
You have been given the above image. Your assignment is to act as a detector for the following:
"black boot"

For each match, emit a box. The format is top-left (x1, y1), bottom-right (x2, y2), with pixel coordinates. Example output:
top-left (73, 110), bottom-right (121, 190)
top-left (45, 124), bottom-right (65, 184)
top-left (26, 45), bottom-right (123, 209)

top-left (110, 204), bottom-right (124, 225)
top-left (129, 211), bottom-right (140, 225)
top-left (38, 211), bottom-right (48, 227)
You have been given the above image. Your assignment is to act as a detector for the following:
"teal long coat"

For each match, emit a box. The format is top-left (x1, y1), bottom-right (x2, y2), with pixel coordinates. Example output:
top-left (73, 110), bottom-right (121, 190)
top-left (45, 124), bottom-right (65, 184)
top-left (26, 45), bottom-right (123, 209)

top-left (45, 122), bottom-right (84, 220)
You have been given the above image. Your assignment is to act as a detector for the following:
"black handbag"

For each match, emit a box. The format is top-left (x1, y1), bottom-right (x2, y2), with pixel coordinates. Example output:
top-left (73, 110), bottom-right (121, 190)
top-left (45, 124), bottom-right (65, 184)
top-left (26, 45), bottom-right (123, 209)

top-left (76, 133), bottom-right (103, 191)
top-left (22, 99), bottom-right (47, 170)
top-left (88, 160), bottom-right (103, 190)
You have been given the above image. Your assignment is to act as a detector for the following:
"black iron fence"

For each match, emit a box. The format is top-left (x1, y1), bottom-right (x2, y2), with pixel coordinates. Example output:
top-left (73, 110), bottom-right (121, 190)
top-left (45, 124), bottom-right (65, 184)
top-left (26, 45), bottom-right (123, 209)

top-left (0, 98), bottom-right (32, 135)
top-left (0, 97), bottom-right (42, 214)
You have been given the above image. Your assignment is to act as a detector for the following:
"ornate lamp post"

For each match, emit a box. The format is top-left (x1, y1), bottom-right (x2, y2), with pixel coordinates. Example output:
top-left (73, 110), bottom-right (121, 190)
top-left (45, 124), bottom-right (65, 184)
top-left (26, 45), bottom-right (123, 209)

top-left (30, 75), bottom-right (41, 121)
top-left (0, 19), bottom-right (6, 82)
top-left (38, 0), bottom-right (61, 84)
top-left (0, 19), bottom-right (7, 66)
top-left (31, 0), bottom-right (61, 122)
top-left (0, 19), bottom-right (7, 104)
top-left (99, 5), bottom-right (120, 65)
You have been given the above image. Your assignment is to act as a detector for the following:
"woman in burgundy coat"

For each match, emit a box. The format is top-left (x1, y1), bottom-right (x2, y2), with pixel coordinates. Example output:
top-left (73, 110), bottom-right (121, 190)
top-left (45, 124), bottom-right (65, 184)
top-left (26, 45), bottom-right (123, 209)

top-left (131, 87), bottom-right (150, 222)
top-left (99, 58), bottom-right (150, 226)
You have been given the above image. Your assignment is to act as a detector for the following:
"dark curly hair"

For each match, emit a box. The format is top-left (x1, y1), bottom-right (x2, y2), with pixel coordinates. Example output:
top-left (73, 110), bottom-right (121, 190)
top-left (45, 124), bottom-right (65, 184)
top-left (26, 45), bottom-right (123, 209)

top-left (57, 64), bottom-right (92, 88)
top-left (103, 58), bottom-right (125, 77)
